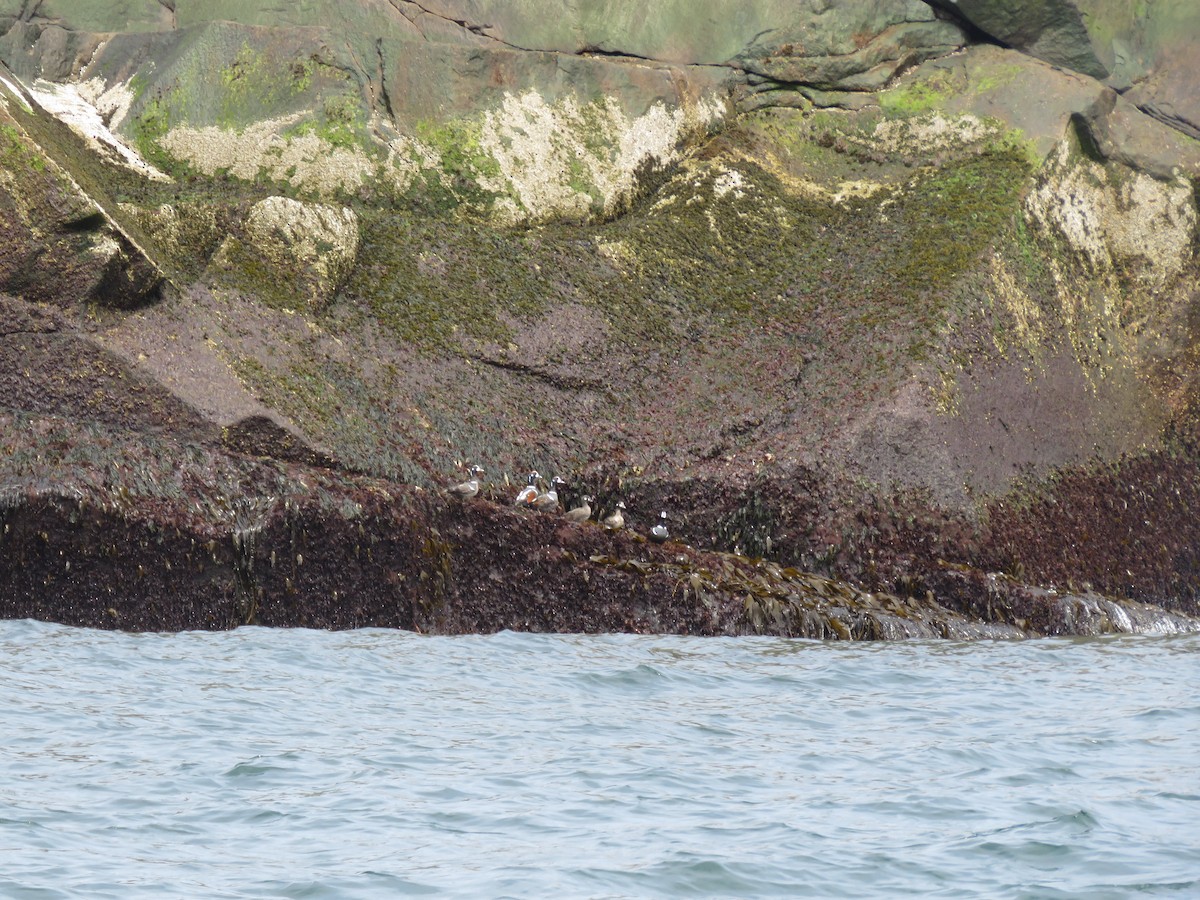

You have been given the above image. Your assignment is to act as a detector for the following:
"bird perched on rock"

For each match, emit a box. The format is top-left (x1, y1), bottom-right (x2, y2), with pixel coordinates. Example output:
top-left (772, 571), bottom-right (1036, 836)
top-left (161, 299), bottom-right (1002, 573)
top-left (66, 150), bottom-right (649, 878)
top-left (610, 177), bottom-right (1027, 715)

top-left (514, 471), bottom-right (540, 507)
top-left (534, 476), bottom-right (565, 512)
top-left (563, 495), bottom-right (593, 524)
top-left (447, 465), bottom-right (484, 500)
top-left (649, 511), bottom-right (669, 543)
top-left (602, 500), bottom-right (626, 530)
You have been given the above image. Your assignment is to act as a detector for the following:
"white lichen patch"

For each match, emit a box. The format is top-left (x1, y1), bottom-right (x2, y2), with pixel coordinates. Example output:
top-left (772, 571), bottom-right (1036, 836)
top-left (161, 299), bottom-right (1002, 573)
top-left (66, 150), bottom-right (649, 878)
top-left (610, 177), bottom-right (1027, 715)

top-left (75, 77), bottom-right (135, 132)
top-left (384, 133), bottom-right (439, 192)
top-left (651, 158), bottom-right (801, 247)
top-left (831, 179), bottom-right (885, 204)
top-left (782, 171), bottom-right (889, 210)
top-left (1020, 138), bottom-right (1199, 388)
top-left (712, 167), bottom-right (748, 200)
top-left (473, 91), bottom-right (726, 223)
top-left (987, 251), bottom-right (1046, 360)
top-left (159, 118), bottom-right (376, 195)
top-left (1025, 140), bottom-right (1197, 289)
top-left (1103, 172), bottom-right (1197, 288)
top-left (1025, 143), bottom-right (1109, 270)
top-left (871, 112), bottom-right (997, 155)
top-left (25, 78), bottom-right (169, 180)
top-left (87, 234), bottom-right (122, 264)
top-left (246, 196), bottom-right (359, 289)
top-left (155, 87), bottom-right (724, 220)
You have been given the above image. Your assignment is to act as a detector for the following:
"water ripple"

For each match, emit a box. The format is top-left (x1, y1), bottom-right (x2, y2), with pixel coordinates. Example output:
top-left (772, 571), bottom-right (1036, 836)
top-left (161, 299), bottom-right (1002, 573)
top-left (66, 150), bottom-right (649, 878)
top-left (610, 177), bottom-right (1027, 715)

top-left (0, 622), bottom-right (1196, 897)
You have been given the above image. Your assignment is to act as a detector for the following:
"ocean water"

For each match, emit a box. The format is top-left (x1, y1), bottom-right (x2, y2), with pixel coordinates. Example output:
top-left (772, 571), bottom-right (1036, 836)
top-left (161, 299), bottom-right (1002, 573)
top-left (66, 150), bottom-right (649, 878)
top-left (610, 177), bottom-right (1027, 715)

top-left (0, 622), bottom-right (1196, 899)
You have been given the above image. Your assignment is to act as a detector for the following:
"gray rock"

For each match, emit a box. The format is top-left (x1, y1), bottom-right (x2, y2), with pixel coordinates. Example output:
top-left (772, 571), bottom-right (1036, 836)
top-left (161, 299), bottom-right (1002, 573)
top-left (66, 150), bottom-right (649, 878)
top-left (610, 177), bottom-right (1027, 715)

top-left (927, 0), bottom-right (1109, 78)
top-left (928, 0), bottom-right (1200, 141)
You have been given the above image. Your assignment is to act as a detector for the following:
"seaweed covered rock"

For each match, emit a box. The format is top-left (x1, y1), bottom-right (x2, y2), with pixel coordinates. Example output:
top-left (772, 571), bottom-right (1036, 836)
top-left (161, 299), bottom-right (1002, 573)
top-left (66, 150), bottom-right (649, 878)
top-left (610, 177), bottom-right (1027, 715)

top-left (2, 1), bottom-right (1200, 636)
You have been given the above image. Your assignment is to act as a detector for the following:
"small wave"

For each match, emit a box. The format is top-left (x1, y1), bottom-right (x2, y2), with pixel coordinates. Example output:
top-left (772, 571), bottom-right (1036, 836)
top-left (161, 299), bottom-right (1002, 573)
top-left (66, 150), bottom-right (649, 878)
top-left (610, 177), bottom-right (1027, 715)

top-left (267, 873), bottom-right (441, 898)
top-left (222, 761), bottom-right (289, 779)
top-left (572, 857), bottom-right (815, 898)
top-left (575, 663), bottom-right (669, 690)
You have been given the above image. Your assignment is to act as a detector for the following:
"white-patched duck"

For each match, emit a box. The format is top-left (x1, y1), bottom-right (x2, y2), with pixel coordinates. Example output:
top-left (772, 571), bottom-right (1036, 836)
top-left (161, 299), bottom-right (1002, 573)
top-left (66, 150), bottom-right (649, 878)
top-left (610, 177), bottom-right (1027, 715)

top-left (563, 495), bottom-right (593, 524)
top-left (534, 476), bottom-right (565, 512)
top-left (649, 511), bottom-right (669, 543)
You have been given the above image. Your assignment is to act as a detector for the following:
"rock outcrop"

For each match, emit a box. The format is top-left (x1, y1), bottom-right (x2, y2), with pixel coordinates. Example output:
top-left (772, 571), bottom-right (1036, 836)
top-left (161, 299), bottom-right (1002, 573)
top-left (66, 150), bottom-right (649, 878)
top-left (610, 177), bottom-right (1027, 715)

top-left (0, 70), bottom-right (162, 308)
top-left (2, 1), bottom-right (1199, 637)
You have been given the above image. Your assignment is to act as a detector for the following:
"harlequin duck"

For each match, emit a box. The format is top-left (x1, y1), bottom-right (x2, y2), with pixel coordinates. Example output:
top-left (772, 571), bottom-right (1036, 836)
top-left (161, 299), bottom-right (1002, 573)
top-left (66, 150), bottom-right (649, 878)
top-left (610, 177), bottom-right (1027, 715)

top-left (514, 471), bottom-right (540, 507)
top-left (649, 511), bottom-right (669, 544)
top-left (602, 500), bottom-right (626, 531)
top-left (564, 495), bottom-right (593, 524)
top-left (534, 476), bottom-right (565, 512)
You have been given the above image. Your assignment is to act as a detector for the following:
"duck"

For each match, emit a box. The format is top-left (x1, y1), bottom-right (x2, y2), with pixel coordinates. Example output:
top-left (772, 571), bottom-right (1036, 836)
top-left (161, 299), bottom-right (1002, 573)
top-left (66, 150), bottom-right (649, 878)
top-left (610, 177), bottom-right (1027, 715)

top-left (514, 471), bottom-right (540, 507)
top-left (447, 465), bottom-right (484, 500)
top-left (602, 500), bottom-right (626, 530)
top-left (649, 511), bottom-right (669, 544)
top-left (534, 476), bottom-right (565, 512)
top-left (563, 495), bottom-right (593, 524)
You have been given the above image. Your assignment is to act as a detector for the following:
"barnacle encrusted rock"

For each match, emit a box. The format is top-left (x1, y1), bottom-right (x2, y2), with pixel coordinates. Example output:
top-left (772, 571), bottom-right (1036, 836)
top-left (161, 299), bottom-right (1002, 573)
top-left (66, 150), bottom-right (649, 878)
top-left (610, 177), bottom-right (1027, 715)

top-left (207, 197), bottom-right (359, 311)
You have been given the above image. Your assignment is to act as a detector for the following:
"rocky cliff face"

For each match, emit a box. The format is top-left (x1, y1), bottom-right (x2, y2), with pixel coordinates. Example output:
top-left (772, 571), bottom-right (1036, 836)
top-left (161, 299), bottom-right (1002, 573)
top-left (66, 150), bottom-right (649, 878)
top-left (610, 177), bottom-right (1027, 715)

top-left (1, 0), bottom-right (1198, 636)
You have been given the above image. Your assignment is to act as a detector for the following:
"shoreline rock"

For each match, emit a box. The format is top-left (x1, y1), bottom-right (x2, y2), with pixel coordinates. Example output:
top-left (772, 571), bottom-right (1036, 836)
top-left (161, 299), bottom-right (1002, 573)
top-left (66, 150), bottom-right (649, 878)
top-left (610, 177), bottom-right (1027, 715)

top-left (3, 3), bottom-right (1200, 638)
